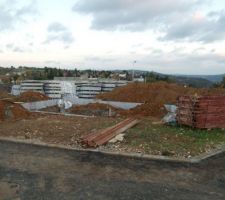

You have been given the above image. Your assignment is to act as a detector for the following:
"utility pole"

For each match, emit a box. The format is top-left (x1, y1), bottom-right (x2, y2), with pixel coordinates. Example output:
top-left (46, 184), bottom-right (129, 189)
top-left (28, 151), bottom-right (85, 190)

top-left (132, 60), bottom-right (136, 81)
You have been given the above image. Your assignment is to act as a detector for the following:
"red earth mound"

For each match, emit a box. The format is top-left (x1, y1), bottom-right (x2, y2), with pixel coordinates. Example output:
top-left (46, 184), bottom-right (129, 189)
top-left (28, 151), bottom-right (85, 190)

top-left (15, 91), bottom-right (50, 102)
top-left (0, 100), bottom-right (31, 121)
top-left (97, 82), bottom-right (225, 117)
top-left (0, 91), bottom-right (14, 100)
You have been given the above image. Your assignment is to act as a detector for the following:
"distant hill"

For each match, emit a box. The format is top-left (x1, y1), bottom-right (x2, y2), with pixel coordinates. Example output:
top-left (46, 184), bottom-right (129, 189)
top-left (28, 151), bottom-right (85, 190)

top-left (169, 76), bottom-right (214, 88)
top-left (196, 74), bottom-right (224, 83)
top-left (125, 70), bottom-right (224, 88)
top-left (152, 73), bottom-right (214, 88)
top-left (173, 74), bottom-right (225, 83)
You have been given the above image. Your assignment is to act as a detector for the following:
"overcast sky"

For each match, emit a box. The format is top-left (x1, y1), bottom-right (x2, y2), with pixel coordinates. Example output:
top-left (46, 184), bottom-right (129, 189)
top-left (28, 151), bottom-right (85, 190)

top-left (0, 0), bottom-right (225, 74)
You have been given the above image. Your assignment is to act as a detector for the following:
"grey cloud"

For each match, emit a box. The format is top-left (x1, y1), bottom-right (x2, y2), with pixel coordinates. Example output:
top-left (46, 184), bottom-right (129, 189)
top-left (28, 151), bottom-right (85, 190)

top-left (0, 0), bottom-right (37, 31)
top-left (48, 22), bottom-right (67, 32)
top-left (73, 0), bottom-right (202, 31)
top-left (6, 43), bottom-right (14, 49)
top-left (45, 60), bottom-right (61, 66)
top-left (0, 6), bottom-right (14, 30)
top-left (151, 49), bottom-right (164, 56)
top-left (162, 11), bottom-right (225, 42)
top-left (44, 32), bottom-right (74, 44)
top-left (85, 56), bottom-right (115, 62)
top-left (72, 0), bottom-right (225, 43)
top-left (141, 50), bottom-right (225, 74)
top-left (5, 43), bottom-right (29, 53)
top-left (79, 49), bottom-right (225, 74)
top-left (15, 1), bottom-right (38, 17)
top-left (13, 47), bottom-right (25, 53)
top-left (44, 22), bottom-right (74, 45)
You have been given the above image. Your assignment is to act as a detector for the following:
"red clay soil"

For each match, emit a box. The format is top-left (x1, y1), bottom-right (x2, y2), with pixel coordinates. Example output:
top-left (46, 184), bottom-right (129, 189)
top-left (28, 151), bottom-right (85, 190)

top-left (14, 91), bottom-right (50, 102)
top-left (0, 91), bottom-right (14, 100)
top-left (0, 100), bottom-right (31, 121)
top-left (97, 82), bottom-right (225, 117)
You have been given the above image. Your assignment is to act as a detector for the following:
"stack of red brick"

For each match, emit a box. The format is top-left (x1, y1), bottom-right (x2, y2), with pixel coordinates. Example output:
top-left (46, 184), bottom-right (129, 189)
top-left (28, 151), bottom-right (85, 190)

top-left (177, 96), bottom-right (225, 129)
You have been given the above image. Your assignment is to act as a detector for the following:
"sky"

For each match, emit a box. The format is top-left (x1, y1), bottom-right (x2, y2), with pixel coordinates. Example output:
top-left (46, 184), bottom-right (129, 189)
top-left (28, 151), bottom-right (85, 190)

top-left (0, 0), bottom-right (225, 75)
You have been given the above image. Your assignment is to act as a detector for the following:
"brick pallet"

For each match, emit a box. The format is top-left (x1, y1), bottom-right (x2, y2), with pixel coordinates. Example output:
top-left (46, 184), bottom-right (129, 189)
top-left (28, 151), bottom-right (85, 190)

top-left (177, 96), bottom-right (225, 129)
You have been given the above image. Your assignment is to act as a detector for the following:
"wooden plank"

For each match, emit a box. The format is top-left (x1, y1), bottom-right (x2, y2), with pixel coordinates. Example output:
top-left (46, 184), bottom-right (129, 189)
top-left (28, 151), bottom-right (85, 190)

top-left (81, 118), bottom-right (139, 147)
top-left (95, 119), bottom-right (140, 146)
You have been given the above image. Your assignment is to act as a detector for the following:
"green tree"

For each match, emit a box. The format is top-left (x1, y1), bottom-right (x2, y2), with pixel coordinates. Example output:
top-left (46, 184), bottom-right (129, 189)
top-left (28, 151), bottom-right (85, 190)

top-left (146, 72), bottom-right (157, 83)
top-left (222, 77), bottom-right (225, 88)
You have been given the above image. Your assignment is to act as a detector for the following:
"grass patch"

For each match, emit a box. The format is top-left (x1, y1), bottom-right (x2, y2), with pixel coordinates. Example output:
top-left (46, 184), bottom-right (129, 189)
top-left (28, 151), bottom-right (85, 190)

top-left (122, 118), bottom-right (225, 158)
top-left (91, 117), bottom-right (124, 131)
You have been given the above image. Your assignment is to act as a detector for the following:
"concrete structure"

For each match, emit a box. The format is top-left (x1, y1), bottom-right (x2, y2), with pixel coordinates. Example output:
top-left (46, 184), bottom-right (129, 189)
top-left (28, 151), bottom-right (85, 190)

top-left (11, 85), bottom-right (21, 96)
top-left (20, 80), bottom-right (44, 93)
top-left (22, 99), bottom-right (141, 111)
top-left (74, 80), bottom-right (127, 98)
top-left (44, 81), bottom-right (62, 98)
top-left (12, 79), bottom-right (128, 99)
top-left (76, 83), bottom-right (102, 99)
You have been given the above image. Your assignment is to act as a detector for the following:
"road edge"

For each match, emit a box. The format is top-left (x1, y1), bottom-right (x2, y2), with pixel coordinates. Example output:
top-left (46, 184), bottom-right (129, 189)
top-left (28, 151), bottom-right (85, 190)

top-left (0, 136), bottom-right (224, 165)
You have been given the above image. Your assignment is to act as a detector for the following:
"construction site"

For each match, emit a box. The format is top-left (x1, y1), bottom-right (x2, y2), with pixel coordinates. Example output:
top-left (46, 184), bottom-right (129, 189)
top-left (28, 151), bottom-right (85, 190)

top-left (1, 81), bottom-right (225, 158)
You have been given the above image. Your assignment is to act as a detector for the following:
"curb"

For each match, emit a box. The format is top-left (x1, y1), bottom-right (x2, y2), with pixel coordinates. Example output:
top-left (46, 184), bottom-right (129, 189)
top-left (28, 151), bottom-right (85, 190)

top-left (0, 137), bottom-right (224, 165)
top-left (32, 111), bottom-right (94, 118)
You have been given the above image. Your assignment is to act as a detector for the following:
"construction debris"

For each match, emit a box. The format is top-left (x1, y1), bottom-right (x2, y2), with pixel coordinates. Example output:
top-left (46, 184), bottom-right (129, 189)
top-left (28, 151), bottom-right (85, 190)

top-left (81, 118), bottom-right (140, 147)
top-left (177, 95), bottom-right (225, 129)
top-left (162, 104), bottom-right (177, 124)
top-left (109, 134), bottom-right (125, 143)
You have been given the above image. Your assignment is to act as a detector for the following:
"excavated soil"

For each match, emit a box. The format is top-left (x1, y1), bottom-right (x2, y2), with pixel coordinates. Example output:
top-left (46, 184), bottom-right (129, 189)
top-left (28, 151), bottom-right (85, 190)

top-left (97, 82), bottom-right (225, 117)
top-left (69, 103), bottom-right (165, 118)
top-left (0, 91), bottom-right (14, 100)
top-left (14, 91), bottom-right (50, 102)
top-left (0, 100), bottom-right (31, 121)
top-left (0, 114), bottom-right (122, 146)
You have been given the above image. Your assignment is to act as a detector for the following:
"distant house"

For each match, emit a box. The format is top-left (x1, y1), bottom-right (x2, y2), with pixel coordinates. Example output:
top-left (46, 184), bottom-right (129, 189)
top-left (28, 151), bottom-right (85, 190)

top-left (80, 73), bottom-right (89, 80)
top-left (119, 73), bottom-right (127, 80)
top-left (133, 77), bottom-right (145, 82)
top-left (0, 75), bottom-right (11, 84)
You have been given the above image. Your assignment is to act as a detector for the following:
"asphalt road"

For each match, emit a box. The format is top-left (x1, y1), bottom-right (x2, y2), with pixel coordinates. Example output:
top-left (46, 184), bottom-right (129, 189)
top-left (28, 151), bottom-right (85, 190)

top-left (0, 140), bottom-right (225, 200)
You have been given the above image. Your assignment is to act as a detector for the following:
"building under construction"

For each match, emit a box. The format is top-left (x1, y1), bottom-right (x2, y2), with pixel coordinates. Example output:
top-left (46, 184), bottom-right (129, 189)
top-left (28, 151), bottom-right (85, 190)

top-left (11, 79), bottom-right (127, 99)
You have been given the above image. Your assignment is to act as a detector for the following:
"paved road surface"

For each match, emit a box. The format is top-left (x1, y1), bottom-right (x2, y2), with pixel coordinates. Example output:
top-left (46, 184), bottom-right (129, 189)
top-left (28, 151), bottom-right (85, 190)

top-left (0, 140), bottom-right (225, 200)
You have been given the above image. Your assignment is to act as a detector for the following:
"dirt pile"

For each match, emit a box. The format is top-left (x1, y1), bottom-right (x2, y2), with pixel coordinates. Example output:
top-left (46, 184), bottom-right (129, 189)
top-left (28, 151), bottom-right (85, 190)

top-left (97, 82), bottom-right (225, 117)
top-left (0, 100), bottom-right (31, 121)
top-left (0, 91), bottom-right (14, 100)
top-left (14, 91), bottom-right (50, 102)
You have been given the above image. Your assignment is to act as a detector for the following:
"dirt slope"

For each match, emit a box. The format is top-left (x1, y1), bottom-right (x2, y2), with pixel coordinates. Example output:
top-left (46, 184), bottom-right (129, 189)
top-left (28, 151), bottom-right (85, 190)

top-left (0, 100), bottom-right (30, 121)
top-left (14, 91), bottom-right (50, 102)
top-left (97, 82), bottom-right (225, 117)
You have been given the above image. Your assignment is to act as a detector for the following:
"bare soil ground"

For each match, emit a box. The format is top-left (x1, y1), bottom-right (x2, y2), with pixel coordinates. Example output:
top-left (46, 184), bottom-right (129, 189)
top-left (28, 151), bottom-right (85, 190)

top-left (1, 114), bottom-right (225, 158)
top-left (0, 114), bottom-right (122, 147)
top-left (0, 91), bottom-right (14, 100)
top-left (1, 82), bottom-right (225, 158)
top-left (0, 91), bottom-right (49, 102)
